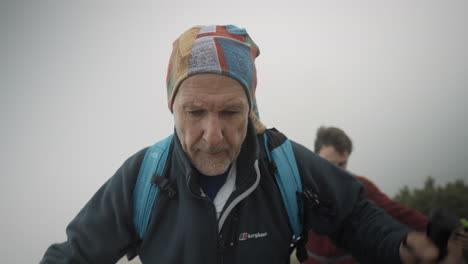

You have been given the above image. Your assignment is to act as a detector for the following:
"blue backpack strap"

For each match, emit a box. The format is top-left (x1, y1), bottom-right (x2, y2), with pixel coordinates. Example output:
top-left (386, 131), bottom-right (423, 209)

top-left (263, 132), bottom-right (303, 239)
top-left (133, 134), bottom-right (174, 239)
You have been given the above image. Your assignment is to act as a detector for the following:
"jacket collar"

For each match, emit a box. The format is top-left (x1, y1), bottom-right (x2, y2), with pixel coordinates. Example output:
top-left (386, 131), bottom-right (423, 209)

top-left (168, 119), bottom-right (260, 196)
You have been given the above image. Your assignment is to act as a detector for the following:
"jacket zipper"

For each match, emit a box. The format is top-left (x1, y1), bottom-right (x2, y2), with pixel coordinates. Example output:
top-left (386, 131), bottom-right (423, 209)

top-left (186, 164), bottom-right (260, 264)
top-left (188, 174), bottom-right (225, 264)
top-left (203, 195), bottom-right (224, 264)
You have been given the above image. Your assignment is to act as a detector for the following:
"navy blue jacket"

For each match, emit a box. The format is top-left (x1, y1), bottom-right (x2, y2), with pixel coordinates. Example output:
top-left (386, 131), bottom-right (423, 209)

top-left (41, 123), bottom-right (409, 263)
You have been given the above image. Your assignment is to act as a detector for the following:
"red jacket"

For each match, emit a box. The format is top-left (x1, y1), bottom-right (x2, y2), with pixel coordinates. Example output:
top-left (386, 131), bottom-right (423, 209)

top-left (303, 175), bottom-right (428, 264)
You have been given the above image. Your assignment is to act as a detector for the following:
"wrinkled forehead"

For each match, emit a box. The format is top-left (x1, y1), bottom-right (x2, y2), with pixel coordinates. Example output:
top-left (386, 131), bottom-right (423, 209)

top-left (174, 73), bottom-right (250, 106)
top-left (177, 97), bottom-right (249, 112)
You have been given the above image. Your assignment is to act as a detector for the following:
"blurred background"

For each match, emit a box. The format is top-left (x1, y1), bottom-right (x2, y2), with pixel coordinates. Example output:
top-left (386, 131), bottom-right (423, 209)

top-left (1, 0), bottom-right (467, 263)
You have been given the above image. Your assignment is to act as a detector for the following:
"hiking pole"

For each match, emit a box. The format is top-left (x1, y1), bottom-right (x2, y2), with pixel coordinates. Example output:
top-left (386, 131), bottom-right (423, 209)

top-left (427, 209), bottom-right (466, 261)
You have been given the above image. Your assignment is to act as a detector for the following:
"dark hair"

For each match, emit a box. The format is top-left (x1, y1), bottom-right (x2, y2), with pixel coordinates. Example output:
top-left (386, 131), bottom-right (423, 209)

top-left (314, 126), bottom-right (353, 154)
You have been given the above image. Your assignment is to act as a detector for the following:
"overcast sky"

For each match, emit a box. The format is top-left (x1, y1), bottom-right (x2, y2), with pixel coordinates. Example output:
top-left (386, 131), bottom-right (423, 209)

top-left (1, 0), bottom-right (467, 263)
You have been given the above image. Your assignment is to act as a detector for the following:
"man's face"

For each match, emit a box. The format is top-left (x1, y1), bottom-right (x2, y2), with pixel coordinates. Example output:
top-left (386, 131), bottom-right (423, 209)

top-left (318, 145), bottom-right (350, 169)
top-left (172, 73), bottom-right (250, 176)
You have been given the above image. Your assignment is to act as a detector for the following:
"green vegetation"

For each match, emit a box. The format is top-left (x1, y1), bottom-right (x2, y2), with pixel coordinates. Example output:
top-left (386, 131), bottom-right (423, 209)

top-left (394, 176), bottom-right (468, 261)
top-left (394, 176), bottom-right (468, 219)
top-left (461, 218), bottom-right (468, 230)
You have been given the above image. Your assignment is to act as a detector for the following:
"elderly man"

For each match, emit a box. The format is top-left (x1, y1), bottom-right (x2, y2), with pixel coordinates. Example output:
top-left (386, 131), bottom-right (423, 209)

top-left (41, 25), bottom-right (455, 264)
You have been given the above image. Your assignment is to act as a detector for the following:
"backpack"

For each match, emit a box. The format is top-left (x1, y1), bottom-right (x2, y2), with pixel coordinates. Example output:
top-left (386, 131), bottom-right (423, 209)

top-left (132, 130), bottom-right (304, 251)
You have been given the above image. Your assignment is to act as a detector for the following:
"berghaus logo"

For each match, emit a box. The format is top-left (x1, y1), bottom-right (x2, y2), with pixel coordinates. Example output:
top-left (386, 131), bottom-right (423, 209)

top-left (238, 232), bottom-right (268, 241)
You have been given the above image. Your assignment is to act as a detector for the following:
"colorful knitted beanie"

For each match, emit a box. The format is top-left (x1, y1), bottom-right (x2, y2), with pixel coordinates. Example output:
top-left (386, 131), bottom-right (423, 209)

top-left (166, 25), bottom-right (262, 121)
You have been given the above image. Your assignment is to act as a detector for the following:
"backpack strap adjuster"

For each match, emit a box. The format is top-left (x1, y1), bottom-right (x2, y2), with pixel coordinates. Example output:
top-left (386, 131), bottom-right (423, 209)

top-left (152, 175), bottom-right (177, 199)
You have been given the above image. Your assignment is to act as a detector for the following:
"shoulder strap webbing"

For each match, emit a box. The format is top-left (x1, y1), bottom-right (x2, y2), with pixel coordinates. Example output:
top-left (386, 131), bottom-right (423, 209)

top-left (263, 133), bottom-right (303, 239)
top-left (133, 134), bottom-right (173, 239)
top-left (133, 132), bottom-right (303, 240)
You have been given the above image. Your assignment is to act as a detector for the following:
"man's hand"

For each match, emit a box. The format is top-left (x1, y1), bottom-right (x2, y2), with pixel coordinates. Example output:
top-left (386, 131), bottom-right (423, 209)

top-left (443, 229), bottom-right (465, 264)
top-left (400, 232), bottom-right (464, 264)
top-left (452, 226), bottom-right (468, 249)
top-left (400, 232), bottom-right (439, 263)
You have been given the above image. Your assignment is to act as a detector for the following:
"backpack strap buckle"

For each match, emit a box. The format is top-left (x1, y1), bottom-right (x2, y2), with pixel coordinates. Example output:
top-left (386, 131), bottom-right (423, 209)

top-left (153, 175), bottom-right (177, 199)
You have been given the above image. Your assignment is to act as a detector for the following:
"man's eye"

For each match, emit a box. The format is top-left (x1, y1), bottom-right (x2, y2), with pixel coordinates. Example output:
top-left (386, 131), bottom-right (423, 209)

top-left (222, 110), bottom-right (238, 116)
top-left (188, 110), bottom-right (204, 116)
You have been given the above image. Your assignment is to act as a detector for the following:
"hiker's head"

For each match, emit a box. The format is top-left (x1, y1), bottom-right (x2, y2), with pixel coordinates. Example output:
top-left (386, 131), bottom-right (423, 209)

top-left (168, 25), bottom-right (263, 175)
top-left (173, 74), bottom-right (249, 176)
top-left (315, 126), bottom-right (353, 169)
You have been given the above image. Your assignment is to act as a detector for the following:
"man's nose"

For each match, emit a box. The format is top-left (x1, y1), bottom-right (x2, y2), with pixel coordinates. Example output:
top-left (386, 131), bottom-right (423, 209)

top-left (203, 114), bottom-right (224, 145)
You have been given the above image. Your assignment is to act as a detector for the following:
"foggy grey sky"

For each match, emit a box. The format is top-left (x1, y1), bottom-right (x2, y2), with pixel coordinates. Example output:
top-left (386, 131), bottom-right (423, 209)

top-left (1, 1), bottom-right (467, 263)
